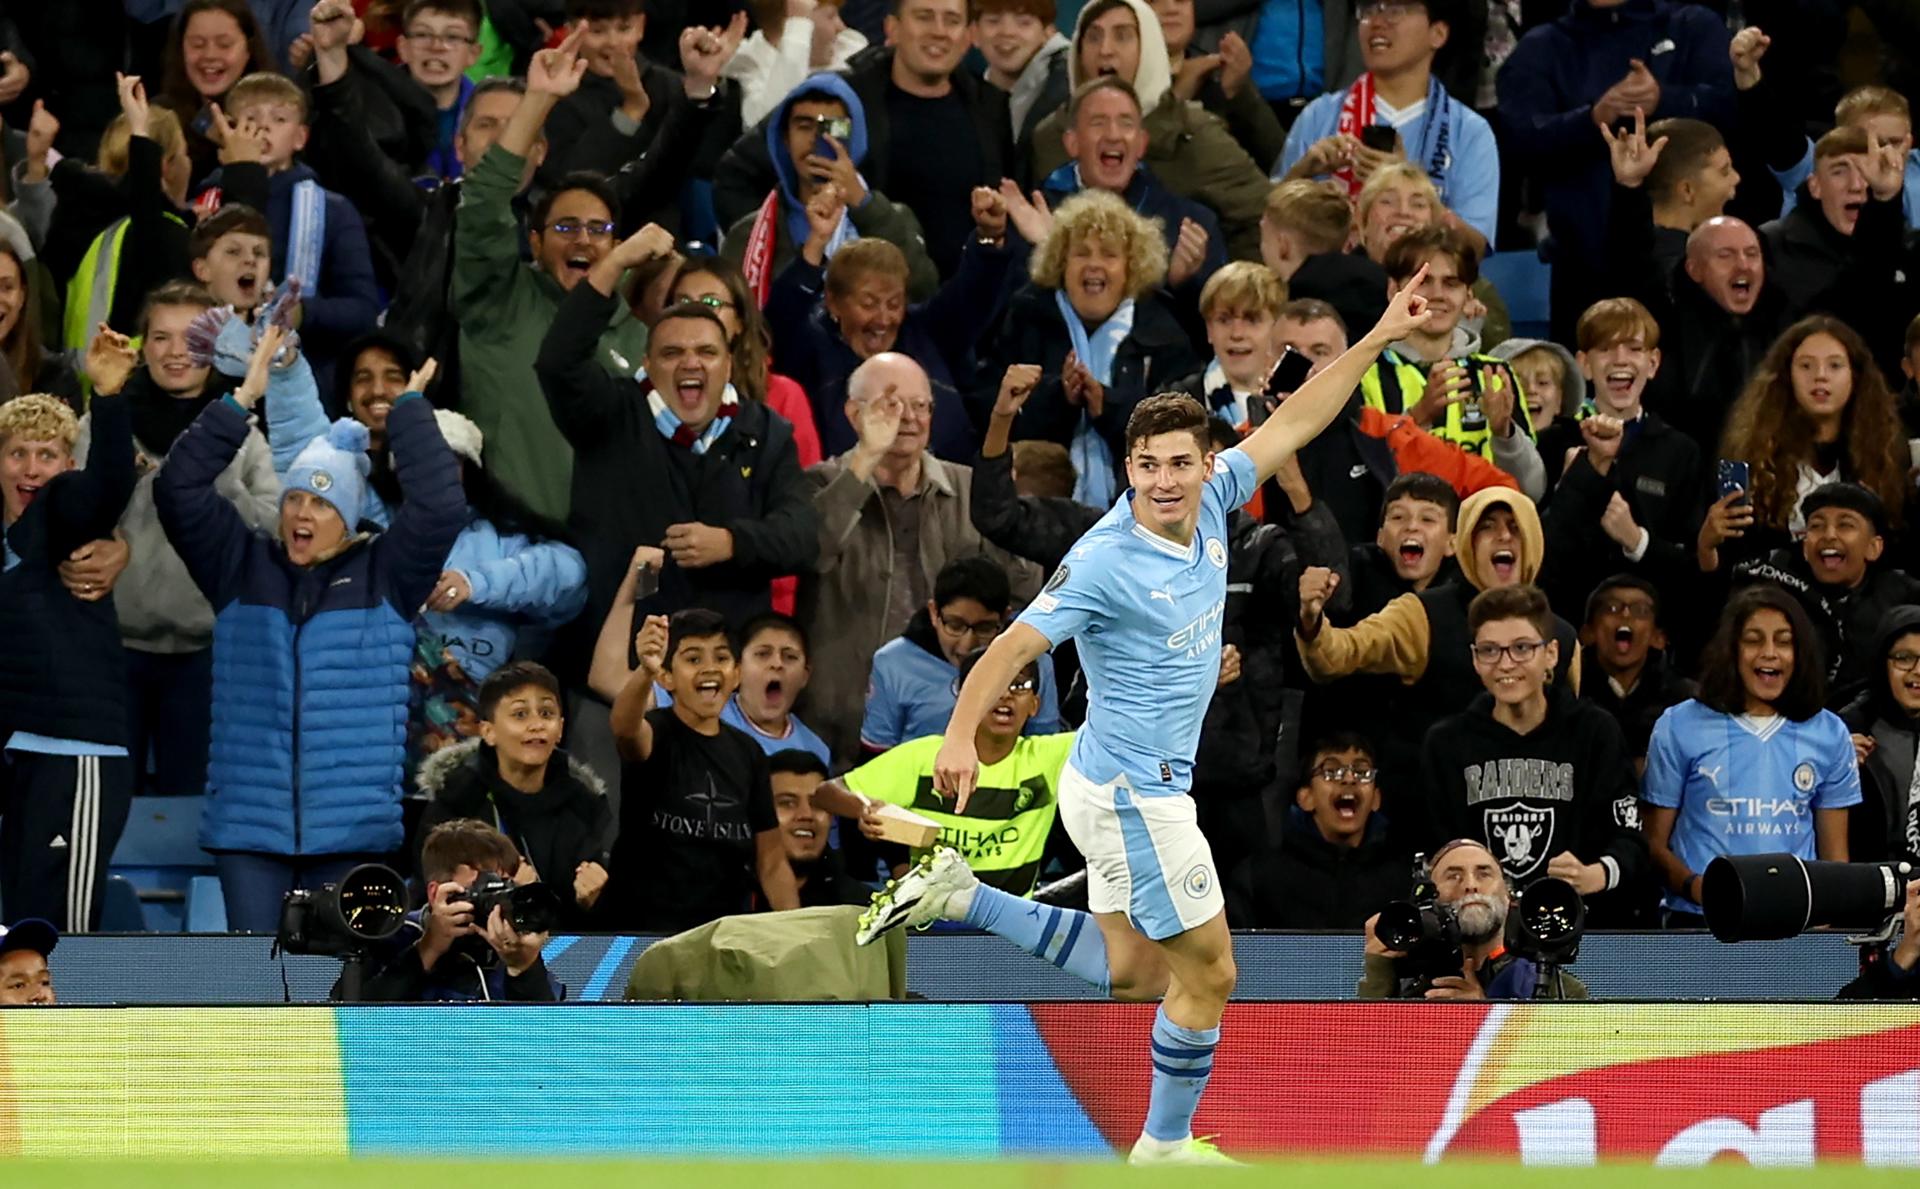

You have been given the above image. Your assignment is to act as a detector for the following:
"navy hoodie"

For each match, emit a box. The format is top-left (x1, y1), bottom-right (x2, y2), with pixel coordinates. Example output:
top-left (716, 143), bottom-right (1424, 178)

top-left (1496, 0), bottom-right (1735, 272)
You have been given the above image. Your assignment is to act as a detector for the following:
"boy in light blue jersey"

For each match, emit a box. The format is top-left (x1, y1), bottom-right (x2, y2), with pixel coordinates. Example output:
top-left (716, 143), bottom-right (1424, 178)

top-left (854, 267), bottom-right (1437, 1166)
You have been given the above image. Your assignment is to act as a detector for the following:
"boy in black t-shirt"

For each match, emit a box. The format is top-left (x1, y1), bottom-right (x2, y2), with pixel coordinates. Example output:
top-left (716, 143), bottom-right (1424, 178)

top-left (604, 609), bottom-right (799, 931)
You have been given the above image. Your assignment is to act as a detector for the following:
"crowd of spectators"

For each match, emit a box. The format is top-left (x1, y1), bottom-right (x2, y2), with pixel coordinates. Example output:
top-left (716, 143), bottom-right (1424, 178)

top-left (1, 0), bottom-right (1919, 1001)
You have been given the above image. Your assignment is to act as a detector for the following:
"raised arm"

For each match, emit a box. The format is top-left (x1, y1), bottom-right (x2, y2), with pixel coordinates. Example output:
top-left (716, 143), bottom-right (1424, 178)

top-left (611, 613), bottom-right (669, 762)
top-left (375, 360), bottom-right (467, 612)
top-left (589, 547), bottom-right (663, 701)
top-left (1237, 265), bottom-right (1433, 483)
top-left (932, 622), bottom-right (1054, 810)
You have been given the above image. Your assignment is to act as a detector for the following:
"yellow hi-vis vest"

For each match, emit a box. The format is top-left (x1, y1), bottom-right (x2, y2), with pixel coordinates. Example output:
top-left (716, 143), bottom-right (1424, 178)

top-left (1359, 348), bottom-right (1535, 459)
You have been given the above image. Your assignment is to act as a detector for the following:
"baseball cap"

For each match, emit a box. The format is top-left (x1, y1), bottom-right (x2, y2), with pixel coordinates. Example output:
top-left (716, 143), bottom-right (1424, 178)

top-left (0, 918), bottom-right (59, 959)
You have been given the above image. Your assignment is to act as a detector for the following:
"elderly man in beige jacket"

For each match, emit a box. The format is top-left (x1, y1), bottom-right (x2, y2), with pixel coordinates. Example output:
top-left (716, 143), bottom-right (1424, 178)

top-left (800, 353), bottom-right (1042, 765)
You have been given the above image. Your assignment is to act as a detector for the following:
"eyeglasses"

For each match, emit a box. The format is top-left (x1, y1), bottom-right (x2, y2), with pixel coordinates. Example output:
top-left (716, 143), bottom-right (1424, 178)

top-left (939, 616), bottom-right (1003, 639)
top-left (1356, 1), bottom-right (1418, 21)
top-left (1314, 764), bottom-right (1378, 785)
top-left (1891, 650), bottom-right (1920, 672)
top-left (546, 219), bottom-right (616, 239)
top-left (405, 30), bottom-right (477, 47)
top-left (1470, 640), bottom-right (1546, 666)
top-left (676, 294), bottom-right (737, 312)
top-left (1006, 676), bottom-right (1038, 694)
top-left (1598, 599), bottom-right (1656, 621)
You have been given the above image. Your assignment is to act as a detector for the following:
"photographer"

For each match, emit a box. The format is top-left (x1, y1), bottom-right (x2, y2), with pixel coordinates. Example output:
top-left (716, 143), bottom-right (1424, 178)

top-left (1840, 882), bottom-right (1920, 1001)
top-left (342, 820), bottom-right (559, 1003)
top-left (1358, 840), bottom-right (1587, 1001)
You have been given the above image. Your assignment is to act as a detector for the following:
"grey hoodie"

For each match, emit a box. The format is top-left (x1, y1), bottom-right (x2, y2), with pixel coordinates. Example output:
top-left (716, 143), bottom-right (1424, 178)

top-left (1489, 337), bottom-right (1589, 416)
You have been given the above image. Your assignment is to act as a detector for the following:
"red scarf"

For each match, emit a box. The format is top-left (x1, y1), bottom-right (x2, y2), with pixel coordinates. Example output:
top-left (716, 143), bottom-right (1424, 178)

top-left (741, 190), bottom-right (782, 309)
top-left (1333, 73), bottom-right (1377, 197)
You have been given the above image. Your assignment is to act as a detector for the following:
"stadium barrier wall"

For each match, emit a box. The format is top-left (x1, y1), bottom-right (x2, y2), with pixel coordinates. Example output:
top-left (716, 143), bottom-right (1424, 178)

top-left (48, 930), bottom-right (1867, 1003)
top-left (2, 1003), bottom-right (1917, 1163)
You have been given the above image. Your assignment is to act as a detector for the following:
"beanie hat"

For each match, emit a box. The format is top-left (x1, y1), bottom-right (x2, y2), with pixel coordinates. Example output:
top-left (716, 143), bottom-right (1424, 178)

top-left (284, 418), bottom-right (372, 531)
top-left (434, 409), bottom-right (484, 466)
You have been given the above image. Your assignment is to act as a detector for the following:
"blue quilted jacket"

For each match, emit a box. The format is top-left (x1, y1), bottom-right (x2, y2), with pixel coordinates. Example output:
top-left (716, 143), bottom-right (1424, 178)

top-left (155, 394), bottom-right (464, 855)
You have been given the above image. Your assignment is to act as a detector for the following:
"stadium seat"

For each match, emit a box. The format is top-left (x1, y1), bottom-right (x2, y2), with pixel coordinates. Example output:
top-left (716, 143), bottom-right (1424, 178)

top-left (1481, 249), bottom-right (1552, 342)
top-left (100, 875), bottom-right (147, 932)
top-left (110, 797), bottom-right (215, 933)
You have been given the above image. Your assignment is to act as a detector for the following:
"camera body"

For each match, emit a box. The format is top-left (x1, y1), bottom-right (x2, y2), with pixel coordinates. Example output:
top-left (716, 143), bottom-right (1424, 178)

top-left (464, 872), bottom-right (564, 936)
top-left (1377, 895), bottom-right (1467, 989)
top-left (277, 863), bottom-right (410, 958)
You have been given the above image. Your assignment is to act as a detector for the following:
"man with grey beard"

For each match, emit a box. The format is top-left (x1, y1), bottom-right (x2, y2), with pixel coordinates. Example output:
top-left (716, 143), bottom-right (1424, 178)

top-left (1357, 839), bottom-right (1588, 1000)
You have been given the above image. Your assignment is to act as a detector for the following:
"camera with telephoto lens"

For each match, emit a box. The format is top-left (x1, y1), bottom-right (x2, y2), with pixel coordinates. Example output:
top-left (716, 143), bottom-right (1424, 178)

top-left (1376, 855), bottom-right (1466, 989)
top-left (276, 863), bottom-right (410, 957)
top-left (1703, 854), bottom-right (1912, 941)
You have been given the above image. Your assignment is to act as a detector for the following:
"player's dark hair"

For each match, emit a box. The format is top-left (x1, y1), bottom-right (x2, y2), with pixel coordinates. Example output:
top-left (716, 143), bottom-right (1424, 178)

top-left (1584, 573), bottom-right (1662, 627)
top-left (1124, 392), bottom-right (1211, 457)
top-left (1205, 417), bottom-right (1239, 453)
top-left (768, 749), bottom-right (830, 780)
top-left (1380, 472), bottom-right (1459, 530)
top-left (477, 661), bottom-right (563, 721)
top-left (533, 171), bottom-right (623, 232)
top-left (934, 556), bottom-right (1012, 614)
top-left (1299, 731), bottom-right (1378, 788)
top-left (1697, 586), bottom-right (1826, 721)
top-left (667, 608), bottom-right (733, 664)
top-left (735, 612), bottom-right (810, 659)
top-left (1467, 584), bottom-right (1554, 641)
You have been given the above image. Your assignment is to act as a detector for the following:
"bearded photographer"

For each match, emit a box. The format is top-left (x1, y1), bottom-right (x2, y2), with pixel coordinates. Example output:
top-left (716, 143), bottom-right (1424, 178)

top-left (336, 820), bottom-right (560, 1003)
top-left (1357, 839), bottom-right (1588, 1001)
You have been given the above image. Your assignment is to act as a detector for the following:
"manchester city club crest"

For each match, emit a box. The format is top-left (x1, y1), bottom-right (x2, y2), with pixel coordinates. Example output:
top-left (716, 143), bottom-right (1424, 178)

top-left (1793, 762), bottom-right (1816, 793)
top-left (309, 470), bottom-right (334, 493)
top-left (1483, 801), bottom-right (1555, 878)
top-left (1183, 864), bottom-right (1212, 899)
top-left (1205, 538), bottom-right (1227, 569)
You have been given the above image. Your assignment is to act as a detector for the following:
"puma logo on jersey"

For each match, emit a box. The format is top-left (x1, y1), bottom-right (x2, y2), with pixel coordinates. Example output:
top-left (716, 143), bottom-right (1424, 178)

top-left (1696, 763), bottom-right (1724, 788)
top-left (1149, 589), bottom-right (1176, 604)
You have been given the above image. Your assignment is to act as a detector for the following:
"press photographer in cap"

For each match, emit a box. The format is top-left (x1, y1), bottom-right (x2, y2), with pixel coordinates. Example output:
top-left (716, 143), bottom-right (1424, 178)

top-left (1358, 839), bottom-right (1588, 1001)
top-left (339, 819), bottom-right (561, 1002)
top-left (0, 919), bottom-right (58, 1006)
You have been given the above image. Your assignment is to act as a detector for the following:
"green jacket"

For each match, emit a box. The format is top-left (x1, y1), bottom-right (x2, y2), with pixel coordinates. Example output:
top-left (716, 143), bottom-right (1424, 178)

top-left (452, 144), bottom-right (651, 521)
top-left (1029, 94), bottom-right (1272, 261)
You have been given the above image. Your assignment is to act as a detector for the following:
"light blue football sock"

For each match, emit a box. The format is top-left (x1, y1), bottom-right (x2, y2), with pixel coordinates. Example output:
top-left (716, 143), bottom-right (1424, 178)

top-left (1144, 1003), bottom-right (1219, 1142)
top-left (962, 883), bottom-right (1111, 994)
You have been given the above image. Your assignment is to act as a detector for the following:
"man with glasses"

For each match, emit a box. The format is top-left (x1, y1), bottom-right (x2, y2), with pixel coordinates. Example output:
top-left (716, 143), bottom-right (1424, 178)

top-left (1420, 585), bottom-right (1648, 910)
top-left (815, 652), bottom-right (1070, 893)
top-left (1278, 0), bottom-right (1499, 253)
top-left (862, 555), bottom-right (1062, 754)
top-left (1578, 574), bottom-right (1693, 781)
top-left (803, 354), bottom-right (1043, 766)
top-left (1227, 733), bottom-right (1407, 929)
top-left (453, 31), bottom-right (654, 523)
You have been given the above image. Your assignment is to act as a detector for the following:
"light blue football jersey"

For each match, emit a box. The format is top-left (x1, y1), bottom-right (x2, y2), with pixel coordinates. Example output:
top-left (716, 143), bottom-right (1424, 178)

top-left (1643, 699), bottom-right (1863, 913)
top-left (1016, 448), bottom-right (1258, 797)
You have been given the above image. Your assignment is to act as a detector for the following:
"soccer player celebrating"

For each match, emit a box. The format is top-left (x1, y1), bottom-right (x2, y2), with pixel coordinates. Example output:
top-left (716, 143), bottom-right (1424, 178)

top-left (853, 268), bottom-right (1434, 1165)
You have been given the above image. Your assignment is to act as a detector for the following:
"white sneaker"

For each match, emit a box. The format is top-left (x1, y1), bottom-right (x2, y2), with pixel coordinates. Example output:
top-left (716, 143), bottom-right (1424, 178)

top-left (853, 847), bottom-right (977, 946)
top-left (1127, 1134), bottom-right (1240, 1166)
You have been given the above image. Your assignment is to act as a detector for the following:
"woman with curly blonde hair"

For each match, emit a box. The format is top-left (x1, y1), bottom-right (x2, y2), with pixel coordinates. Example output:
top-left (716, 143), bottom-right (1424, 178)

top-left (1700, 315), bottom-right (1908, 572)
top-left (991, 189), bottom-right (1198, 507)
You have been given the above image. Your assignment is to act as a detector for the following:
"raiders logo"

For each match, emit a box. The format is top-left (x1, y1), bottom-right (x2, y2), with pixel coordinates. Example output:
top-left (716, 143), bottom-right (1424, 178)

top-left (1613, 795), bottom-right (1642, 832)
top-left (1483, 801), bottom-right (1555, 878)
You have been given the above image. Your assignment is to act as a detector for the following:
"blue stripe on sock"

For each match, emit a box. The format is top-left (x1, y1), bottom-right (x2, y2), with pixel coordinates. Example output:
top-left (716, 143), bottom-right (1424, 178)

top-left (1049, 911), bottom-right (1084, 969)
top-left (1034, 905), bottom-right (1062, 962)
top-left (1151, 1039), bottom-right (1214, 1062)
top-left (1152, 1060), bottom-right (1214, 1079)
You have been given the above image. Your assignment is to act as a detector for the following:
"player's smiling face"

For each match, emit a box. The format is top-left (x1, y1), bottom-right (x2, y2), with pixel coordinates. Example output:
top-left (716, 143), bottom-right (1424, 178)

top-left (1126, 429), bottom-right (1212, 541)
